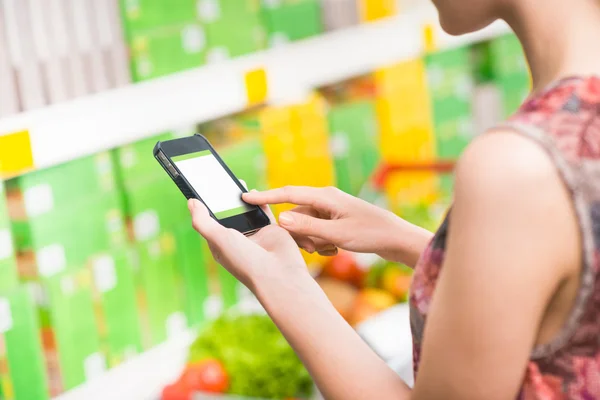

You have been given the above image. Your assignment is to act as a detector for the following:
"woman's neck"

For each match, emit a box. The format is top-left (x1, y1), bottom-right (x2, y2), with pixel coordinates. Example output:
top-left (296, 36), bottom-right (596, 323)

top-left (502, 0), bottom-right (600, 93)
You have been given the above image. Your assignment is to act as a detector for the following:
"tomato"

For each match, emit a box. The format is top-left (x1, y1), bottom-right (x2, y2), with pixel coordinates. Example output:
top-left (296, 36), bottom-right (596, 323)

top-left (161, 382), bottom-right (192, 400)
top-left (182, 359), bottom-right (229, 394)
top-left (323, 251), bottom-right (362, 284)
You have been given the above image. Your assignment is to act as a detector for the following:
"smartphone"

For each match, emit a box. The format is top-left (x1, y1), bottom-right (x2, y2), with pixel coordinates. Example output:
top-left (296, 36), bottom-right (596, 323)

top-left (153, 134), bottom-right (270, 235)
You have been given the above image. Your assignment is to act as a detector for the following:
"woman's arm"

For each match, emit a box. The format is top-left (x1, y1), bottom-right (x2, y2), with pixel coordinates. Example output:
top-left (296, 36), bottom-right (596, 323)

top-left (256, 269), bottom-right (412, 400)
top-left (243, 186), bottom-right (433, 268)
top-left (189, 131), bottom-right (578, 400)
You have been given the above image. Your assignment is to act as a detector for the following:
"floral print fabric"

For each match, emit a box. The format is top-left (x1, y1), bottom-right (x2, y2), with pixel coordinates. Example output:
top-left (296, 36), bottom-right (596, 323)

top-left (409, 76), bottom-right (600, 399)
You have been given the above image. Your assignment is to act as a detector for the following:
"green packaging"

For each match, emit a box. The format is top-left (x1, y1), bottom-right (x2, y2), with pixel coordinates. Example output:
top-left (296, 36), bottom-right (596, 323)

top-left (498, 75), bottom-right (531, 117)
top-left (471, 34), bottom-right (530, 116)
top-left (6, 152), bottom-right (116, 219)
top-left (88, 249), bottom-right (143, 367)
top-left (219, 138), bottom-right (268, 192)
top-left (13, 191), bottom-right (127, 280)
top-left (0, 182), bottom-right (9, 229)
top-left (200, 0), bottom-right (266, 62)
top-left (0, 258), bottom-right (18, 293)
top-left (426, 47), bottom-right (476, 159)
top-left (38, 269), bottom-right (104, 394)
top-left (113, 132), bottom-right (178, 191)
top-left (0, 288), bottom-right (48, 400)
top-left (328, 101), bottom-right (381, 195)
top-left (133, 233), bottom-right (187, 348)
top-left (174, 223), bottom-right (210, 327)
top-left (129, 23), bottom-right (207, 82)
top-left (120, 0), bottom-right (198, 34)
top-left (125, 178), bottom-right (188, 243)
top-left (262, 0), bottom-right (323, 47)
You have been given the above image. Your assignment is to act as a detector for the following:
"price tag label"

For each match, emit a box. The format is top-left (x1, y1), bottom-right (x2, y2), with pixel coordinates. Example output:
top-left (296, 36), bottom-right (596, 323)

top-left (245, 68), bottom-right (268, 107)
top-left (0, 130), bottom-right (34, 177)
top-left (423, 23), bottom-right (437, 53)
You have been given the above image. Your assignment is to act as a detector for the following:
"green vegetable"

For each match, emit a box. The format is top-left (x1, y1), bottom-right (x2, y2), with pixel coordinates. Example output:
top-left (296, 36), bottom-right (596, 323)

top-left (189, 312), bottom-right (313, 399)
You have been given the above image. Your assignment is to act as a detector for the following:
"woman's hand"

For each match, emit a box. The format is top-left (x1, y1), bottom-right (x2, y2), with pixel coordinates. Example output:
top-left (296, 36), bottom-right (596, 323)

top-left (187, 198), bottom-right (309, 291)
top-left (243, 186), bottom-right (433, 267)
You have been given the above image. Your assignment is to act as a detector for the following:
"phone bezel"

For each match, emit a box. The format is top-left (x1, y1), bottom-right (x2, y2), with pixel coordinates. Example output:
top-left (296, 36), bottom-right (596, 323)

top-left (154, 134), bottom-right (270, 235)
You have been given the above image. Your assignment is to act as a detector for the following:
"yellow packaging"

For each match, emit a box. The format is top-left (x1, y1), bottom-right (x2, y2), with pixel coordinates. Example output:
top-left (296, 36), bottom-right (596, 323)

top-left (375, 59), bottom-right (436, 163)
top-left (359, 0), bottom-right (397, 22)
top-left (385, 171), bottom-right (439, 211)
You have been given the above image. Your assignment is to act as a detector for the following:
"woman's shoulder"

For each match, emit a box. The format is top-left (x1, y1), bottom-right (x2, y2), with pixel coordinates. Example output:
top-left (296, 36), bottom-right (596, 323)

top-left (507, 76), bottom-right (600, 162)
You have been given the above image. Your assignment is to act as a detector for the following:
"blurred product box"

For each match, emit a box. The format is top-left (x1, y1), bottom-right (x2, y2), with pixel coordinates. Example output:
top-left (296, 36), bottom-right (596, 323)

top-left (0, 258), bottom-right (19, 293)
top-left (261, 0), bottom-right (323, 47)
top-left (375, 59), bottom-right (436, 164)
top-left (2, 0), bottom-right (47, 110)
top-left (0, 6), bottom-right (19, 117)
top-left (113, 132), bottom-right (178, 190)
top-left (173, 223), bottom-right (211, 327)
top-left (385, 171), bottom-right (439, 212)
top-left (103, 0), bottom-right (132, 87)
top-left (132, 233), bottom-right (188, 348)
top-left (358, 0), bottom-right (397, 22)
top-left (113, 131), bottom-right (192, 243)
top-left (0, 183), bottom-right (18, 292)
top-left (261, 96), bottom-right (334, 192)
top-left (321, 0), bottom-right (359, 31)
top-left (35, 268), bottom-right (104, 395)
top-left (374, 59), bottom-right (439, 209)
top-left (88, 249), bottom-right (143, 367)
top-left (498, 75), bottom-right (530, 117)
top-left (328, 100), bottom-right (380, 195)
top-left (0, 287), bottom-right (49, 400)
top-left (472, 34), bottom-right (530, 116)
top-left (120, 0), bottom-right (198, 34)
top-left (129, 22), bottom-right (207, 81)
top-left (219, 138), bottom-right (268, 192)
top-left (199, 0), bottom-right (266, 63)
top-left (425, 46), bottom-right (476, 162)
top-left (12, 191), bottom-right (127, 280)
top-left (6, 152), bottom-right (117, 218)
top-left (123, 179), bottom-right (188, 243)
top-left (67, 0), bottom-right (102, 96)
top-left (55, 0), bottom-right (91, 98)
top-left (86, 0), bottom-right (121, 92)
top-left (28, 0), bottom-right (71, 104)
top-left (6, 152), bottom-right (127, 281)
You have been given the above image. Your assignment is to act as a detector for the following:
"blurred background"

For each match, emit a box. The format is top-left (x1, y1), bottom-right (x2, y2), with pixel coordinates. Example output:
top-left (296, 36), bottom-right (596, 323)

top-left (0, 0), bottom-right (530, 399)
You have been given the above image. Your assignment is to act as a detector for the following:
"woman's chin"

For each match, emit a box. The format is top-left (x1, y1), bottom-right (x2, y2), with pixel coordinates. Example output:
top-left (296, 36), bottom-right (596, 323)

top-left (438, 16), bottom-right (495, 36)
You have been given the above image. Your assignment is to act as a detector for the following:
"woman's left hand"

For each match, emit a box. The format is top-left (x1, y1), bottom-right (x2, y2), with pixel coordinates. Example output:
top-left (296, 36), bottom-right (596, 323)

top-left (187, 199), bottom-right (309, 292)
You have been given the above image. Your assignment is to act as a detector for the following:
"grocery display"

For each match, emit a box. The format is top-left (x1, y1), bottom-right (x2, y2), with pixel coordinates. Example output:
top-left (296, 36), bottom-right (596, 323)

top-left (170, 313), bottom-right (313, 399)
top-left (0, 1), bottom-right (532, 398)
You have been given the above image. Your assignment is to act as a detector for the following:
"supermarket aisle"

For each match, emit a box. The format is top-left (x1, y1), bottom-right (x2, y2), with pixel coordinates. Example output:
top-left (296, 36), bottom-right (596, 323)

top-left (0, 0), bottom-right (530, 399)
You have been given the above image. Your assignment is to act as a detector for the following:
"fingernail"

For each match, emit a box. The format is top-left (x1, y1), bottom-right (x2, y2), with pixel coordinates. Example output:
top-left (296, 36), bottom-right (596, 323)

top-left (279, 212), bottom-right (293, 226)
top-left (322, 244), bottom-right (337, 252)
top-left (187, 199), bottom-right (195, 211)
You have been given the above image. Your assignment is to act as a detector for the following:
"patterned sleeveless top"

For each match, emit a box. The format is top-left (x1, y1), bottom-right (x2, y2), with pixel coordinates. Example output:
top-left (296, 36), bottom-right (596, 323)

top-left (409, 76), bottom-right (600, 399)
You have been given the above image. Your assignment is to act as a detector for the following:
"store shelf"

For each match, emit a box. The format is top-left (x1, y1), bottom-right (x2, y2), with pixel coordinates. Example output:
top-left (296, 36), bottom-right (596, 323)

top-left (52, 329), bottom-right (196, 400)
top-left (0, 6), bottom-right (509, 177)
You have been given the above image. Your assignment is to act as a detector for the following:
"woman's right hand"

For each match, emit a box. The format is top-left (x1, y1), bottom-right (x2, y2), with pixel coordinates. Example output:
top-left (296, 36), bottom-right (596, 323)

top-left (243, 186), bottom-right (433, 267)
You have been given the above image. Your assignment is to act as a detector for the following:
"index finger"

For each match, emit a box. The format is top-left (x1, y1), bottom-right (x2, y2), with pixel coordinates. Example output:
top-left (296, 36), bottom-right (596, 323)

top-left (243, 186), bottom-right (335, 210)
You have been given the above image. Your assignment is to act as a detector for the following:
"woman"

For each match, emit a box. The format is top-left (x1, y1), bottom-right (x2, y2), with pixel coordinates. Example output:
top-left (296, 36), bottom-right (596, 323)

top-left (188, 0), bottom-right (600, 398)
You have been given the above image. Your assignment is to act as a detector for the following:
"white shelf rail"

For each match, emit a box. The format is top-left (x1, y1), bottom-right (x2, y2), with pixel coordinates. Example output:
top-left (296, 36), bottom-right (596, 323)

top-left (0, 7), bottom-right (509, 175)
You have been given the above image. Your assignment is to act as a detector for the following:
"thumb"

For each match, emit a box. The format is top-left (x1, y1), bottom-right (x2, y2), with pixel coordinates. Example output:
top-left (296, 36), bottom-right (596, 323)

top-left (278, 211), bottom-right (334, 240)
top-left (188, 199), bottom-right (227, 246)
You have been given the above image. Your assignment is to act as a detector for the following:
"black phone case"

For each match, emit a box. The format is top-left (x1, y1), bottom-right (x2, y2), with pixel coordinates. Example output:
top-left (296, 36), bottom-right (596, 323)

top-left (153, 134), bottom-right (270, 235)
top-left (153, 143), bottom-right (197, 200)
